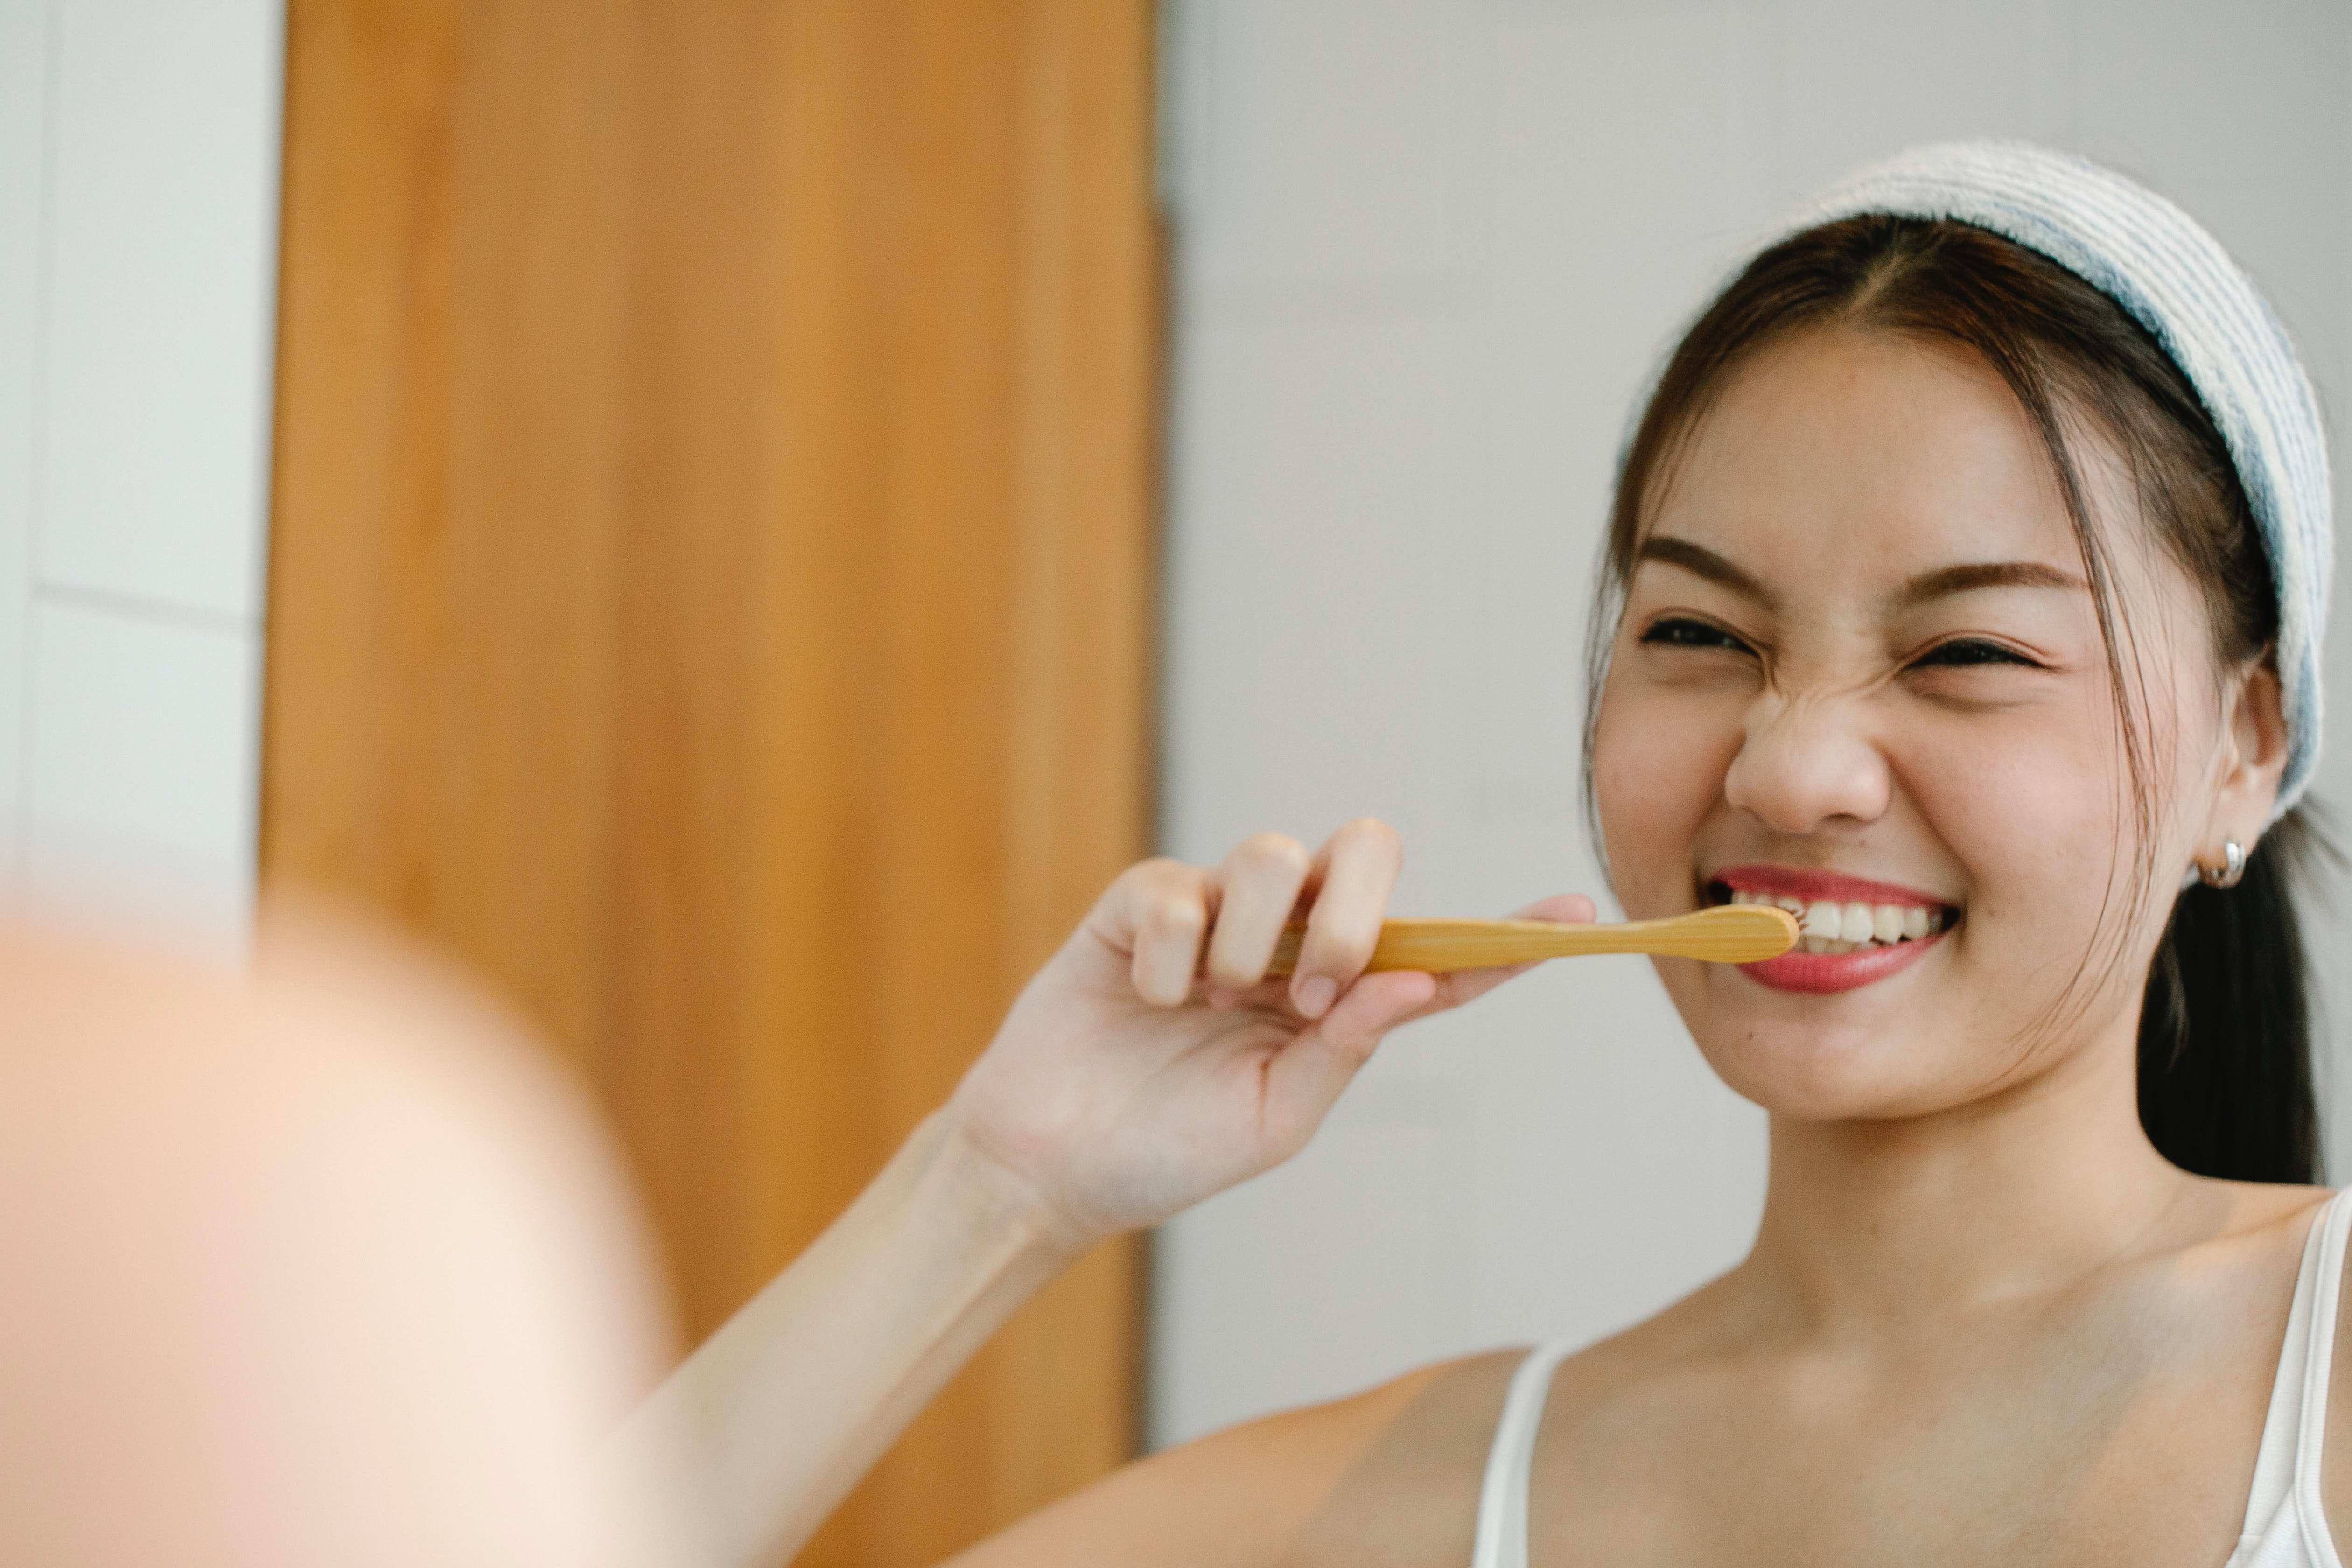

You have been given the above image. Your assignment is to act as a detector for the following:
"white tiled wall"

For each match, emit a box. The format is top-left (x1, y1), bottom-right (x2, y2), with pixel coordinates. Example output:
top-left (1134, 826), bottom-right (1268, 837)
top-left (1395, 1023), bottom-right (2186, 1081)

top-left (0, 0), bottom-right (281, 936)
top-left (1152, 0), bottom-right (2352, 1448)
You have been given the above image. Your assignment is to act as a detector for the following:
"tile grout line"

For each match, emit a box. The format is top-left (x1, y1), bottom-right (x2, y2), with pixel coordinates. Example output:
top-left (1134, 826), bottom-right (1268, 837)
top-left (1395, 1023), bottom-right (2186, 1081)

top-left (14, 0), bottom-right (61, 887)
top-left (32, 579), bottom-right (258, 638)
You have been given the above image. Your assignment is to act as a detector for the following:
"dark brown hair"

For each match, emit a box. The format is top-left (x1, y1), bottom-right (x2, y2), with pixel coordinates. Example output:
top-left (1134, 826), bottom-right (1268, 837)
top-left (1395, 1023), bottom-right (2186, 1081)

top-left (1584, 215), bottom-right (2331, 1183)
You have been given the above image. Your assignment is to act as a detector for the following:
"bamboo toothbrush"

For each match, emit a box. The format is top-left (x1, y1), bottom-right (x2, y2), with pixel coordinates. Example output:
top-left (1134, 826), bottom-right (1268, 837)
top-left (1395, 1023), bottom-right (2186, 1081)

top-left (1263, 903), bottom-right (1798, 976)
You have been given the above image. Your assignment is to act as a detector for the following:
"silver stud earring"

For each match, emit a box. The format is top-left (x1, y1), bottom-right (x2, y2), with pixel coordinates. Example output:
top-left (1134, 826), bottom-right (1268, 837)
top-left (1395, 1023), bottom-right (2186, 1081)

top-left (2197, 840), bottom-right (2247, 889)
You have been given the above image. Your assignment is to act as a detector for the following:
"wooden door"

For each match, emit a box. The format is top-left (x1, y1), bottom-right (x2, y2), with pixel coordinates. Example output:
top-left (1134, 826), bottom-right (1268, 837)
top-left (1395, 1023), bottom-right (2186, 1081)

top-left (262, 3), bottom-right (1158, 1561)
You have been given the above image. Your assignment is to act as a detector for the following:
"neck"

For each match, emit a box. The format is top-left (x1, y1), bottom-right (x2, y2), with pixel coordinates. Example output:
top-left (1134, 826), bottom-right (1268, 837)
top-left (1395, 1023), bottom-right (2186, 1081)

top-left (1741, 1021), bottom-right (2193, 1338)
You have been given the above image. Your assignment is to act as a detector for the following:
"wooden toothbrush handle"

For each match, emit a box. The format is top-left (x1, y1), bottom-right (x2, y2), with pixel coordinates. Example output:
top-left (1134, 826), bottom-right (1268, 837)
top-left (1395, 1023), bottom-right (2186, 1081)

top-left (1262, 905), bottom-right (1797, 976)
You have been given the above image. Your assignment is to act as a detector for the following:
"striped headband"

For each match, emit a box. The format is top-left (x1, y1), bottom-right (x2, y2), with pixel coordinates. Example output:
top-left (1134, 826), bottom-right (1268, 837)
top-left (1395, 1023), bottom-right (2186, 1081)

top-left (1799, 141), bottom-right (2331, 822)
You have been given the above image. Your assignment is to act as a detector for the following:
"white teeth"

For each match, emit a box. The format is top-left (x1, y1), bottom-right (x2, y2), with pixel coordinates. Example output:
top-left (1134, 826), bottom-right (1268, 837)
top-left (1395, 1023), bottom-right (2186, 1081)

top-left (1715, 885), bottom-right (1952, 948)
top-left (1759, 895), bottom-right (1953, 951)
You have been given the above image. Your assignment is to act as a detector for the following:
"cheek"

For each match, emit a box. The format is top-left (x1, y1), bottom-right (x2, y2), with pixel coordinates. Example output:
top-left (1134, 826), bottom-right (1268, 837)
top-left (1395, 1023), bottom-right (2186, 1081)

top-left (1903, 695), bottom-right (2139, 958)
top-left (1593, 667), bottom-right (1745, 911)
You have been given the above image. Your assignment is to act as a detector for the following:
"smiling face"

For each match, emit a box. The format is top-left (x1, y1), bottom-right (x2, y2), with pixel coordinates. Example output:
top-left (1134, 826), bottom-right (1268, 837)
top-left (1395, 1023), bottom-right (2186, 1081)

top-left (1592, 324), bottom-right (2254, 1123)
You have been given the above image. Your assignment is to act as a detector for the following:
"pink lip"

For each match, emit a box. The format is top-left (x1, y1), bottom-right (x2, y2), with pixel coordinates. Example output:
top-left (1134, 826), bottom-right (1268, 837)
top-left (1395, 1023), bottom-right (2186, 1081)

top-left (1739, 931), bottom-right (1946, 994)
top-left (1707, 863), bottom-right (1959, 995)
top-left (1710, 863), bottom-right (1955, 910)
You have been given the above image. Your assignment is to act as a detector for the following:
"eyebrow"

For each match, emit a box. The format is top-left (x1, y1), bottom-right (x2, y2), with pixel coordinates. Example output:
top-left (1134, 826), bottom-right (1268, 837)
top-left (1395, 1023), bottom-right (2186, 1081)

top-left (1635, 535), bottom-right (2088, 613)
top-left (1634, 536), bottom-right (1778, 611)
top-left (1891, 560), bottom-right (2088, 609)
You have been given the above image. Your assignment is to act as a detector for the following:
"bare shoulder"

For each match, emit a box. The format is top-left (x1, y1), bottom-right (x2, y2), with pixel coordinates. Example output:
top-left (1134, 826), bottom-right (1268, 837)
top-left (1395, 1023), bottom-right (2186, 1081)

top-left (2116, 1177), bottom-right (2333, 1304)
top-left (2174, 1180), bottom-right (2352, 1547)
top-left (2202, 1178), bottom-right (2335, 1243)
top-left (946, 1350), bottom-right (1527, 1568)
top-left (1282, 1349), bottom-right (1527, 1568)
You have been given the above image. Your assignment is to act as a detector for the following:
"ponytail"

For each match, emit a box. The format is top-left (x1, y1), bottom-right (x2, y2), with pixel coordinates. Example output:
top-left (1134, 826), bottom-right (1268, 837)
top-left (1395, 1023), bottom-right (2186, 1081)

top-left (2138, 804), bottom-right (2338, 1184)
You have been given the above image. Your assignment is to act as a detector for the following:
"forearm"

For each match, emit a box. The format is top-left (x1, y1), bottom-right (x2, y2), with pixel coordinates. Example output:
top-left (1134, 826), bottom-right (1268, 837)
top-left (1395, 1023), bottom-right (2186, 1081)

top-left (620, 1109), bottom-right (1083, 1568)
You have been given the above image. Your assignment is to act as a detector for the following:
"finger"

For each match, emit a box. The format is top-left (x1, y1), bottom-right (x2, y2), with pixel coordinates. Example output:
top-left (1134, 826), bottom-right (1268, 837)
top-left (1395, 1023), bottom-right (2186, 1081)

top-left (1203, 833), bottom-right (1313, 991)
top-left (1288, 818), bottom-right (1403, 1021)
top-left (1100, 859), bottom-right (1215, 1007)
top-left (1509, 892), bottom-right (1596, 925)
top-left (1257, 970), bottom-right (1437, 1162)
top-left (1204, 888), bottom-right (1599, 1018)
top-left (1316, 966), bottom-right (1439, 1059)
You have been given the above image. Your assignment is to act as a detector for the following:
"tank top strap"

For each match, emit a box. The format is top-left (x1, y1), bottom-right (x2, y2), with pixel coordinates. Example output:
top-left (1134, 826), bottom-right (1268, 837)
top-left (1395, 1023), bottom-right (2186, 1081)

top-left (1471, 1340), bottom-right (1579, 1568)
top-left (2233, 1188), bottom-right (2352, 1561)
top-left (2292, 1191), bottom-right (2352, 1514)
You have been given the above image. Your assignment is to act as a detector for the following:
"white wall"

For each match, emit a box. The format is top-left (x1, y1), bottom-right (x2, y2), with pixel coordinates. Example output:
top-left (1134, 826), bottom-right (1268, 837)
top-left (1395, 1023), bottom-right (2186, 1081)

top-left (0, 0), bottom-right (280, 936)
top-left (1151, 0), bottom-right (2352, 1448)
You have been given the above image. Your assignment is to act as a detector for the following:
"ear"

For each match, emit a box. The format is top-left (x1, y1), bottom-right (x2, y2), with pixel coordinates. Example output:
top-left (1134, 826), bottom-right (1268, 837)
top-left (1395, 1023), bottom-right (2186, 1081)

top-left (2200, 656), bottom-right (2289, 854)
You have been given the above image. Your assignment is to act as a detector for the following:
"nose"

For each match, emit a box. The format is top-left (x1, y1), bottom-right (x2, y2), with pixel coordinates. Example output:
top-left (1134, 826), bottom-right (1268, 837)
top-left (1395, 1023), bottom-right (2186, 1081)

top-left (1722, 689), bottom-right (1892, 835)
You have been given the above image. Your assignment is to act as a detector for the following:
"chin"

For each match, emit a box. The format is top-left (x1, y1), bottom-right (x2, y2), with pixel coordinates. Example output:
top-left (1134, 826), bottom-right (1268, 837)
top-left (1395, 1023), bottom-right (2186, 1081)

top-left (1694, 1026), bottom-right (1933, 1121)
top-left (1665, 963), bottom-right (1995, 1123)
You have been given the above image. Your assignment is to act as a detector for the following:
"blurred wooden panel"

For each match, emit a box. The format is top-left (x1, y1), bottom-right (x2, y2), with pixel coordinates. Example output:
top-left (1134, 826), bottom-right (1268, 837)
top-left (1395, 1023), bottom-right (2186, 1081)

top-left (263, 2), bottom-right (1157, 1561)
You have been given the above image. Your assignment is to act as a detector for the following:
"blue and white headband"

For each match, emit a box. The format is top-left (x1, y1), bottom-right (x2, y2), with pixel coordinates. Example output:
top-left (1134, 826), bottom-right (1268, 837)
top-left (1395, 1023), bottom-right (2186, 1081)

top-left (1799, 141), bottom-right (2331, 822)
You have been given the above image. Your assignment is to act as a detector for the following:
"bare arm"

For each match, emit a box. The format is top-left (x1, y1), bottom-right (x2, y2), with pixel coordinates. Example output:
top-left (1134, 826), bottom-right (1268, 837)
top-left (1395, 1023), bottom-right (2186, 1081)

top-left (618, 1111), bottom-right (1079, 1568)
top-left (944, 1351), bottom-right (1522, 1568)
top-left (624, 820), bottom-right (1589, 1566)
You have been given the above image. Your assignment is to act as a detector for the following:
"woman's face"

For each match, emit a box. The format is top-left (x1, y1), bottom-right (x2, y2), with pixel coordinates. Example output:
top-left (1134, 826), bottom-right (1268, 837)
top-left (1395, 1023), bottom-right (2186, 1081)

top-left (1593, 325), bottom-right (2250, 1122)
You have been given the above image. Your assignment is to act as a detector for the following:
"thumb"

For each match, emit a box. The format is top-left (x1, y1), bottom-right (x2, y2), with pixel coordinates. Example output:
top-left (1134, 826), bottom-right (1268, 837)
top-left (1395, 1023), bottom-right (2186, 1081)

top-left (1257, 970), bottom-right (1437, 1163)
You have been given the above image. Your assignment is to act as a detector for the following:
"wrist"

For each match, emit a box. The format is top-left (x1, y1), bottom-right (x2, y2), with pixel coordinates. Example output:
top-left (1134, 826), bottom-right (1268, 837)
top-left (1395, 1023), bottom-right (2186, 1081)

top-left (914, 1106), bottom-right (1098, 1271)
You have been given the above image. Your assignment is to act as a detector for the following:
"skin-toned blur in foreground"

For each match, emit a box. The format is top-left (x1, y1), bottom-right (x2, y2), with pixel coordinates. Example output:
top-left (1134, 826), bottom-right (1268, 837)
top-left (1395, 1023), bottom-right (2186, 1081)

top-left (0, 904), bottom-right (697, 1568)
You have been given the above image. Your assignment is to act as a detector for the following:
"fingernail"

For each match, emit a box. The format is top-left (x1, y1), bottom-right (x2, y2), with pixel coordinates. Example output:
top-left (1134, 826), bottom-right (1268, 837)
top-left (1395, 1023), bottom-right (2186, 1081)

top-left (1294, 974), bottom-right (1337, 1019)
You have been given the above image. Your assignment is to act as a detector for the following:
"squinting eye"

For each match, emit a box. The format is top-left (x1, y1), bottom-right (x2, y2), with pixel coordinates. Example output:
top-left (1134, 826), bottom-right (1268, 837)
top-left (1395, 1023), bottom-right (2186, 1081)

top-left (1911, 638), bottom-right (2038, 669)
top-left (1640, 616), bottom-right (1753, 654)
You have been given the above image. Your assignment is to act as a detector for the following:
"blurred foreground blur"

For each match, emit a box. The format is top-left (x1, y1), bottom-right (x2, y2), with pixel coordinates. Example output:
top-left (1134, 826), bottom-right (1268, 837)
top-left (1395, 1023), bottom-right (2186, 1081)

top-left (0, 903), bottom-right (699, 1567)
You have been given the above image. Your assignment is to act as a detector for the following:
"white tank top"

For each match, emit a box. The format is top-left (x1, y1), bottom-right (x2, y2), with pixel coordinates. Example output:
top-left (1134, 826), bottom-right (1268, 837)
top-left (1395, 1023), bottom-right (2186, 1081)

top-left (1471, 1189), bottom-right (2352, 1568)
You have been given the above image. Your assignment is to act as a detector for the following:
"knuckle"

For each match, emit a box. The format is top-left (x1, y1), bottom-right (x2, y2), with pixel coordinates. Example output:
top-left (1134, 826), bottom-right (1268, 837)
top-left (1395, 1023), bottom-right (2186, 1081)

top-left (1145, 895), bottom-right (1206, 941)
top-left (1132, 856), bottom-right (1195, 892)
top-left (1131, 860), bottom-right (1203, 910)
top-left (1238, 832), bottom-right (1310, 876)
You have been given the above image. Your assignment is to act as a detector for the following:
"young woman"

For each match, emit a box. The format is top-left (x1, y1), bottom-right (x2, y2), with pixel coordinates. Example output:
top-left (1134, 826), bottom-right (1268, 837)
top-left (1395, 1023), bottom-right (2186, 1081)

top-left (630, 143), bottom-right (2340, 1567)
